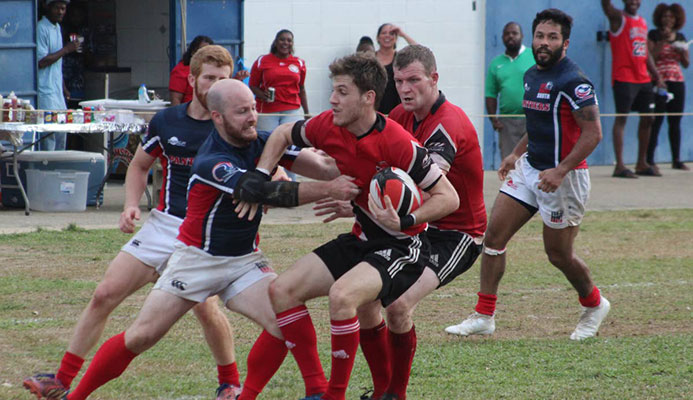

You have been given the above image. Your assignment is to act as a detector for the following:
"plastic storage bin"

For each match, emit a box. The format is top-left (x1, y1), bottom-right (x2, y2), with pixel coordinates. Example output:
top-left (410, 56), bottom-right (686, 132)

top-left (0, 150), bottom-right (106, 207)
top-left (25, 169), bottom-right (89, 212)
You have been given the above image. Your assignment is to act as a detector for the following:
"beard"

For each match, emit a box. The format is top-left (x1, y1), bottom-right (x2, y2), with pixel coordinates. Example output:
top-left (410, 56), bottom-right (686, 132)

top-left (504, 41), bottom-right (521, 54)
top-left (194, 80), bottom-right (208, 109)
top-left (222, 118), bottom-right (257, 146)
top-left (532, 45), bottom-right (563, 68)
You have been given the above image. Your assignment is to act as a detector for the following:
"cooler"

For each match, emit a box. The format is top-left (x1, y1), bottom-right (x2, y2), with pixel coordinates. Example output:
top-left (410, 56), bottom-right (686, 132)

top-left (0, 150), bottom-right (107, 207)
top-left (26, 169), bottom-right (90, 212)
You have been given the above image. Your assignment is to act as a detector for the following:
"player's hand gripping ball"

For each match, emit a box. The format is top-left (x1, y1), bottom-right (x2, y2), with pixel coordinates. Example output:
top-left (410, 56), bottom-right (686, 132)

top-left (369, 167), bottom-right (423, 217)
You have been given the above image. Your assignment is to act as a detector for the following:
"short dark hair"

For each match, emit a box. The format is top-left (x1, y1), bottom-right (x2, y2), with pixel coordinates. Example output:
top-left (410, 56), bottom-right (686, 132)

top-left (357, 36), bottom-right (375, 52)
top-left (329, 52), bottom-right (387, 109)
top-left (532, 8), bottom-right (573, 41)
top-left (182, 35), bottom-right (214, 66)
top-left (394, 44), bottom-right (437, 76)
top-left (270, 29), bottom-right (294, 55)
top-left (653, 3), bottom-right (686, 31)
top-left (503, 21), bottom-right (523, 35)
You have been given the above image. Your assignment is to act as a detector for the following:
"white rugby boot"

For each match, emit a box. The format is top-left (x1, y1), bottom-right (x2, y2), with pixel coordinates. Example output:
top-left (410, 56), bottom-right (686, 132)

top-left (445, 312), bottom-right (495, 336)
top-left (570, 296), bottom-right (611, 341)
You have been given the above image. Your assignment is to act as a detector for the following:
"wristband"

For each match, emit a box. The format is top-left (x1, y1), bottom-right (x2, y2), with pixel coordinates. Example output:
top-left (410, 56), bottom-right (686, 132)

top-left (400, 214), bottom-right (416, 230)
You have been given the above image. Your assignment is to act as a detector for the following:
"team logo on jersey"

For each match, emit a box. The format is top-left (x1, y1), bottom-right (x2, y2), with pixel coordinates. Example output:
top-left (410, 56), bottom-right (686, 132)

top-left (289, 64), bottom-right (300, 73)
top-left (574, 84), bottom-right (594, 101)
top-left (537, 82), bottom-right (553, 99)
top-left (212, 162), bottom-right (237, 183)
top-left (550, 210), bottom-right (564, 223)
top-left (524, 82), bottom-right (530, 91)
top-left (168, 136), bottom-right (187, 147)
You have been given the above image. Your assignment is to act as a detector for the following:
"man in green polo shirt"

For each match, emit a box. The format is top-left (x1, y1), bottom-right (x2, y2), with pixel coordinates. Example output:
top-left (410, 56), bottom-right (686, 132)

top-left (485, 22), bottom-right (536, 160)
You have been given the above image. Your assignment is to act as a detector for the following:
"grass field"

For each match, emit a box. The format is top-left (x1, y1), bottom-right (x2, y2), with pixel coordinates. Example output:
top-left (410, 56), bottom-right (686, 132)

top-left (0, 209), bottom-right (691, 399)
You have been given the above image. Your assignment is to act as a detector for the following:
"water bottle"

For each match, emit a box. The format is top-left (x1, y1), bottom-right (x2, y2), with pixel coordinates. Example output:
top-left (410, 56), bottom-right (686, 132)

top-left (138, 84), bottom-right (150, 104)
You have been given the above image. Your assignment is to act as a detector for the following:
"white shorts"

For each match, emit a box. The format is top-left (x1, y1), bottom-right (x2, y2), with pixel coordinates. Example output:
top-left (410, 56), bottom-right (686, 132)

top-left (499, 153), bottom-right (590, 229)
top-left (153, 243), bottom-right (277, 304)
top-left (120, 209), bottom-right (182, 274)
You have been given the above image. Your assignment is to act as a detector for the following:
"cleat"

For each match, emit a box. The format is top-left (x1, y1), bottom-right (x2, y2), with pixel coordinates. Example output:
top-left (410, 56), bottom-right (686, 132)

top-left (380, 394), bottom-right (400, 400)
top-left (216, 383), bottom-right (242, 400)
top-left (359, 388), bottom-right (374, 399)
top-left (570, 296), bottom-right (611, 341)
top-left (298, 394), bottom-right (323, 400)
top-left (22, 373), bottom-right (68, 400)
top-left (445, 312), bottom-right (495, 336)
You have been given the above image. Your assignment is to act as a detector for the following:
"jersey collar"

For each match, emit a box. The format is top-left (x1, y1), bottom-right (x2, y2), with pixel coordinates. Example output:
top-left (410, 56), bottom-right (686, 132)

top-left (504, 45), bottom-right (527, 61)
top-left (356, 113), bottom-right (386, 140)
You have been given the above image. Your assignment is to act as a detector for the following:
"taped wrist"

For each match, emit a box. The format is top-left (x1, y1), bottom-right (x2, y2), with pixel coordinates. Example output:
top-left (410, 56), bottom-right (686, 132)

top-left (400, 214), bottom-right (416, 230)
top-left (262, 181), bottom-right (300, 207)
top-left (234, 169), bottom-right (271, 203)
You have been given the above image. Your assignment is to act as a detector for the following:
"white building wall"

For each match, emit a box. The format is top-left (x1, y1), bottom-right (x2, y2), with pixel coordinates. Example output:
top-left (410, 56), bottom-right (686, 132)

top-left (244, 0), bottom-right (486, 143)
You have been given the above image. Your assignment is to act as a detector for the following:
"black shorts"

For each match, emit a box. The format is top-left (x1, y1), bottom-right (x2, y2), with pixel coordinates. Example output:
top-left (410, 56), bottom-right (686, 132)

top-left (613, 81), bottom-right (655, 114)
top-left (426, 228), bottom-right (482, 288)
top-left (313, 233), bottom-right (429, 307)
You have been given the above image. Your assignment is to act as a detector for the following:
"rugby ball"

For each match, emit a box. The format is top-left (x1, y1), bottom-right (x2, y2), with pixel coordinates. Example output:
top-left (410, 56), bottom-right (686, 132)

top-left (369, 167), bottom-right (423, 217)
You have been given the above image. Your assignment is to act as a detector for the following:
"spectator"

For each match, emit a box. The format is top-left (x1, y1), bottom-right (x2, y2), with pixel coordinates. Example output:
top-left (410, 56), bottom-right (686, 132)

top-left (375, 23), bottom-right (417, 114)
top-left (356, 36), bottom-right (376, 55)
top-left (249, 29), bottom-right (309, 133)
top-left (169, 35), bottom-right (213, 106)
top-left (601, 0), bottom-right (665, 178)
top-left (37, 0), bottom-right (79, 151)
top-left (647, 3), bottom-right (689, 171)
top-left (485, 22), bottom-right (536, 160)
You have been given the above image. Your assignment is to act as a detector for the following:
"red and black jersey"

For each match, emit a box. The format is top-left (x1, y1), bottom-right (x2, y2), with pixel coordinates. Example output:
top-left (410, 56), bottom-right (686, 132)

top-left (291, 111), bottom-right (442, 239)
top-left (609, 13), bottom-right (650, 84)
top-left (389, 93), bottom-right (486, 237)
top-left (523, 57), bottom-right (598, 171)
top-left (177, 130), bottom-right (297, 256)
top-left (142, 103), bottom-right (213, 219)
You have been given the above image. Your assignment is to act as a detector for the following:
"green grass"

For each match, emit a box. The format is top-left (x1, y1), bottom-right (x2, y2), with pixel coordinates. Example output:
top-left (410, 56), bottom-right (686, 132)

top-left (0, 209), bottom-right (691, 399)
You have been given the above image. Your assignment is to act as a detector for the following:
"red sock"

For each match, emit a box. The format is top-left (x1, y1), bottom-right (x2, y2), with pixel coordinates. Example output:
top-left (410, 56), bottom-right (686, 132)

top-left (359, 320), bottom-right (391, 398)
top-left (579, 286), bottom-right (601, 308)
top-left (323, 316), bottom-right (360, 400)
top-left (56, 351), bottom-right (84, 388)
top-left (386, 326), bottom-right (417, 400)
top-left (66, 332), bottom-right (137, 400)
top-left (475, 292), bottom-right (497, 316)
top-left (217, 361), bottom-right (240, 386)
top-left (276, 306), bottom-right (327, 396)
top-left (238, 330), bottom-right (288, 400)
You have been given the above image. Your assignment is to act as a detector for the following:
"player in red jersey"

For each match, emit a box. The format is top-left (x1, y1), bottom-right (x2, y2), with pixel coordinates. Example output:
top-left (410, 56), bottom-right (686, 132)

top-left (315, 45), bottom-right (486, 400)
top-left (601, 0), bottom-right (665, 178)
top-left (235, 52), bottom-right (459, 400)
top-left (23, 45), bottom-right (243, 400)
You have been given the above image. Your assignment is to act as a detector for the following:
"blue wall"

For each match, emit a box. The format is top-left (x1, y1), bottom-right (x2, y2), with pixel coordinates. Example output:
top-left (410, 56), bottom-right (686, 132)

top-left (484, 0), bottom-right (693, 169)
top-left (0, 0), bottom-right (38, 106)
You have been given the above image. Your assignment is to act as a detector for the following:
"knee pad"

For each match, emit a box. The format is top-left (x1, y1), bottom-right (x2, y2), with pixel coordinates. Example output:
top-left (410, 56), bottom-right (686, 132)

top-left (483, 246), bottom-right (506, 256)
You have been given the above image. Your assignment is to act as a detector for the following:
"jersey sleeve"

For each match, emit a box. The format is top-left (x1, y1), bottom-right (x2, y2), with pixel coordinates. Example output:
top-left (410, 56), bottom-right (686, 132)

top-left (484, 60), bottom-right (500, 98)
top-left (291, 110), bottom-right (332, 148)
top-left (423, 122), bottom-right (458, 173)
top-left (563, 75), bottom-right (598, 110)
top-left (141, 112), bottom-right (164, 157)
top-left (168, 63), bottom-right (188, 93)
top-left (37, 23), bottom-right (49, 59)
top-left (257, 130), bottom-right (300, 168)
top-left (387, 128), bottom-right (442, 192)
top-left (194, 156), bottom-right (245, 195)
top-left (298, 58), bottom-right (307, 87)
top-left (248, 57), bottom-right (263, 87)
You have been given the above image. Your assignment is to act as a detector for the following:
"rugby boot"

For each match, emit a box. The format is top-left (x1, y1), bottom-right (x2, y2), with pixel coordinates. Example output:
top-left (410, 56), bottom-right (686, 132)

top-left (216, 383), bottom-right (243, 400)
top-left (570, 296), bottom-right (611, 340)
top-left (444, 312), bottom-right (495, 336)
top-left (22, 373), bottom-right (68, 399)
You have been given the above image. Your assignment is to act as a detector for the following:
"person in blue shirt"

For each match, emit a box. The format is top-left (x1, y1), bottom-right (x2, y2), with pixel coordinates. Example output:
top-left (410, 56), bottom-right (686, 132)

top-left (37, 0), bottom-right (79, 150)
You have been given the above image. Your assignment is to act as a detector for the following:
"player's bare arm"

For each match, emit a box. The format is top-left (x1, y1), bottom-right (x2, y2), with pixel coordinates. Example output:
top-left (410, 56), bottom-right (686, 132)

top-left (498, 133), bottom-right (528, 181)
top-left (538, 105), bottom-right (602, 193)
top-left (290, 147), bottom-right (340, 181)
top-left (119, 145), bottom-right (157, 233)
top-left (367, 174), bottom-right (459, 232)
top-left (600, 0), bottom-right (623, 32)
top-left (256, 122), bottom-right (295, 172)
top-left (646, 53), bottom-right (665, 87)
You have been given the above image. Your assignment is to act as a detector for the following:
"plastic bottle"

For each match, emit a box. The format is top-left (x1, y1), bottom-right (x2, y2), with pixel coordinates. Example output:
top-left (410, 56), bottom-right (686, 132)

top-left (138, 84), bottom-right (150, 104)
top-left (0, 94), bottom-right (4, 122)
top-left (8, 91), bottom-right (18, 122)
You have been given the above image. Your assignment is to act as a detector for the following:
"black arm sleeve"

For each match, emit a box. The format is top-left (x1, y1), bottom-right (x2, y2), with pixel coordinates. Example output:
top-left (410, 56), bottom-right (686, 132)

top-left (233, 170), bottom-right (300, 207)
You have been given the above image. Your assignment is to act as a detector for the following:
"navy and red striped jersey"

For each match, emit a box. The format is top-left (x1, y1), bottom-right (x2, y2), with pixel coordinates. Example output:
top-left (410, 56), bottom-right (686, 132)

top-left (389, 93), bottom-right (486, 237)
top-left (142, 103), bottom-right (213, 219)
top-left (291, 111), bottom-right (443, 239)
top-left (177, 129), bottom-right (296, 257)
top-left (522, 57), bottom-right (598, 171)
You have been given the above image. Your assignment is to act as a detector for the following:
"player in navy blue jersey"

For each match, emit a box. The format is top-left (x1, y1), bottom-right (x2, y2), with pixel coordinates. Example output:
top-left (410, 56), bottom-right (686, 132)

top-left (23, 46), bottom-right (247, 400)
top-left (446, 9), bottom-right (611, 341)
top-left (58, 79), bottom-right (359, 400)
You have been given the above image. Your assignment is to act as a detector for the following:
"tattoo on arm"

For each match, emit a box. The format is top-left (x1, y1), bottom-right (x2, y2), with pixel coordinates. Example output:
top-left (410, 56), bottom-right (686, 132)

top-left (573, 106), bottom-right (599, 122)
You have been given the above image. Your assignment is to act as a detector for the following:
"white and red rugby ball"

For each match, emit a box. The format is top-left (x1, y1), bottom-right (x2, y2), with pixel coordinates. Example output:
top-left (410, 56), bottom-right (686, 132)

top-left (369, 167), bottom-right (423, 217)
